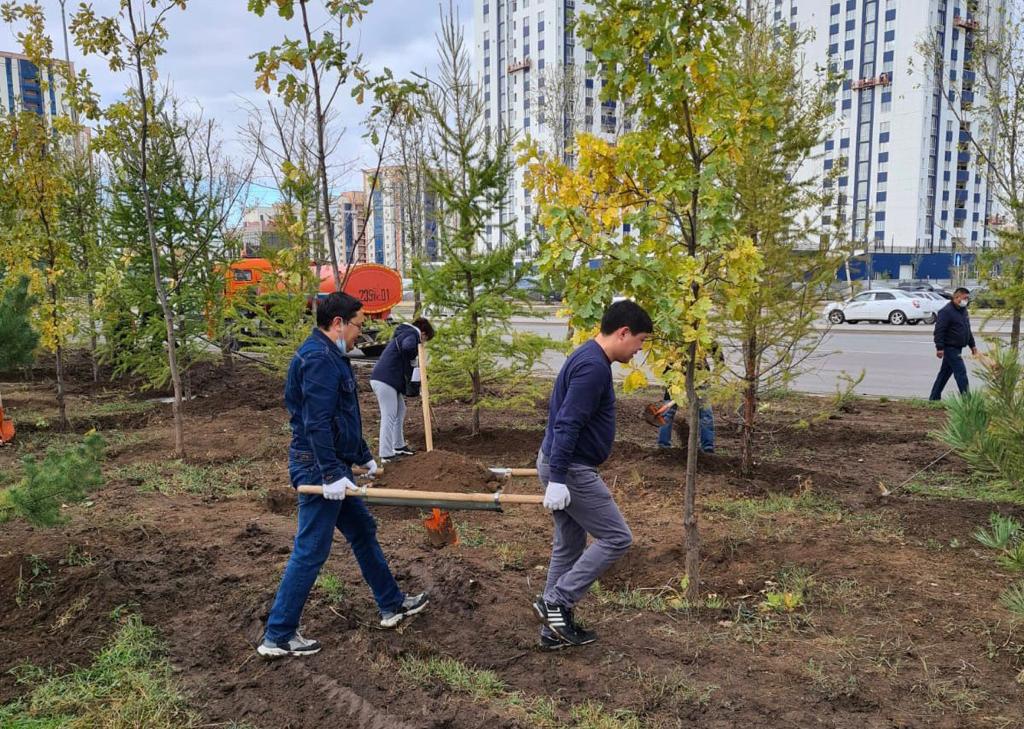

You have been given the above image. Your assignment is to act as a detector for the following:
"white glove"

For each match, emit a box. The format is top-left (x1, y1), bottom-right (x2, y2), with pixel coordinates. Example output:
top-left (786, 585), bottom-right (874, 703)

top-left (323, 476), bottom-right (355, 500)
top-left (360, 459), bottom-right (378, 478)
top-left (543, 481), bottom-right (571, 511)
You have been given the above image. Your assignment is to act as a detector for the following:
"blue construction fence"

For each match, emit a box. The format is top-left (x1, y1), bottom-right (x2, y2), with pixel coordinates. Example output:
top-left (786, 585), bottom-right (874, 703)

top-left (838, 252), bottom-right (974, 281)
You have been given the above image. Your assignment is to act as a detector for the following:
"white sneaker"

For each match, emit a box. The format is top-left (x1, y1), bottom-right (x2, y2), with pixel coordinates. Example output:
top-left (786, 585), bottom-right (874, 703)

top-left (257, 631), bottom-right (321, 658)
top-left (380, 592), bottom-right (429, 628)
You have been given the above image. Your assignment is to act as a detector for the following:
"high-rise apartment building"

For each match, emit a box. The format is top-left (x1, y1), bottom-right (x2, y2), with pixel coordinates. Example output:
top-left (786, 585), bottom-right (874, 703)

top-left (475, 1), bottom-right (1006, 256)
top-left (773, 0), bottom-right (1004, 251)
top-left (338, 191), bottom-right (369, 265)
top-left (476, 0), bottom-right (626, 254)
top-left (362, 167), bottom-right (439, 273)
top-left (1, 51), bottom-right (73, 120)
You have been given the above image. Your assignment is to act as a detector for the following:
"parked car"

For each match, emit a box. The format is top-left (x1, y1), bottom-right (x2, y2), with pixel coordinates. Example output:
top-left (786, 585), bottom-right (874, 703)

top-left (822, 289), bottom-right (928, 325)
top-left (516, 276), bottom-right (562, 303)
top-left (896, 282), bottom-right (952, 299)
top-left (912, 291), bottom-right (947, 324)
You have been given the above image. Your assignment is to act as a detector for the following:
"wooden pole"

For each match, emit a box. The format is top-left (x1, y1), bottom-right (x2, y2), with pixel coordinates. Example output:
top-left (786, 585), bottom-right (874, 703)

top-left (418, 341), bottom-right (433, 452)
top-left (489, 467), bottom-right (539, 478)
top-left (297, 484), bottom-right (543, 505)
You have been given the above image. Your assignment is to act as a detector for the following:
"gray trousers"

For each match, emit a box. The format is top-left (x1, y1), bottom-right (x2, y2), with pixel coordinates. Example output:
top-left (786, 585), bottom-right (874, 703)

top-left (370, 380), bottom-right (407, 458)
top-left (537, 450), bottom-right (633, 608)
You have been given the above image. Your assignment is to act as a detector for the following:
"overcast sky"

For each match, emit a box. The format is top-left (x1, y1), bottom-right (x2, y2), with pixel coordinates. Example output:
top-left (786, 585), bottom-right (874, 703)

top-left (4, 0), bottom-right (473, 203)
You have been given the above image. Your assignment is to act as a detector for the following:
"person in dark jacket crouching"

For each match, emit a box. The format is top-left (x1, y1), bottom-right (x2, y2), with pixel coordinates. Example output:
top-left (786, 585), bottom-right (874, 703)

top-left (929, 287), bottom-right (979, 401)
top-left (257, 293), bottom-right (428, 659)
top-left (370, 317), bottom-right (434, 462)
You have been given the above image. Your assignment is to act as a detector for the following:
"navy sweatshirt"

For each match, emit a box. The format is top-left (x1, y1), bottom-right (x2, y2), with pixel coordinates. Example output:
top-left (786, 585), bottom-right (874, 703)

top-left (933, 302), bottom-right (976, 351)
top-left (370, 323), bottom-right (420, 394)
top-left (541, 339), bottom-right (616, 483)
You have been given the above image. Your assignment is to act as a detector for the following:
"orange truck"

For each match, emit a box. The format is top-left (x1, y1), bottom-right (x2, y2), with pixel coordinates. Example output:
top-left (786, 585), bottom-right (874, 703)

top-left (225, 258), bottom-right (403, 355)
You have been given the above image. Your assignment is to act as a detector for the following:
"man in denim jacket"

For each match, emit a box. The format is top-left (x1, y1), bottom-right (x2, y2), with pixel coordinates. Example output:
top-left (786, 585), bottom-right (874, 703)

top-left (258, 292), bottom-right (428, 658)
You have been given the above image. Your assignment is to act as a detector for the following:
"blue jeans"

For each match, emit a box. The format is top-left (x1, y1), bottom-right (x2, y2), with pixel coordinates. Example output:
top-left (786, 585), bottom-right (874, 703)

top-left (263, 458), bottom-right (404, 643)
top-left (929, 346), bottom-right (969, 400)
top-left (657, 402), bottom-right (715, 452)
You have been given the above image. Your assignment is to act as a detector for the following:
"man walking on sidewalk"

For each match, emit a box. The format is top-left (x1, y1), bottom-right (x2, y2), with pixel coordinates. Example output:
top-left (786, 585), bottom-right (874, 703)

top-left (533, 300), bottom-right (653, 649)
top-left (929, 287), bottom-right (978, 401)
top-left (258, 292), bottom-right (428, 659)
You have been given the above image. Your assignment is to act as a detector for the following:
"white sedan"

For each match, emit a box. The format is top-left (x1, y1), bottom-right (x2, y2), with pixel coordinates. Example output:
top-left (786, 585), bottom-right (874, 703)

top-left (823, 289), bottom-right (928, 326)
top-left (909, 291), bottom-right (946, 324)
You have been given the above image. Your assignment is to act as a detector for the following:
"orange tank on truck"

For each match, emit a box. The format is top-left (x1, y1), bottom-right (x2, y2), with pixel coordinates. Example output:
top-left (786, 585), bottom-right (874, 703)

top-left (224, 259), bottom-right (403, 319)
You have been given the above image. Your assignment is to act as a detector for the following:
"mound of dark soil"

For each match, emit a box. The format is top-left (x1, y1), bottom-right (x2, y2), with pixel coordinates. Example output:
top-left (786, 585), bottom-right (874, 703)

top-left (376, 449), bottom-right (499, 494)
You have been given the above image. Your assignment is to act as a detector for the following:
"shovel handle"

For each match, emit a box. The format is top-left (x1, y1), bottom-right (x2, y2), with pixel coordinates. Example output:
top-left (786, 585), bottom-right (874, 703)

top-left (489, 467), bottom-right (539, 478)
top-left (297, 484), bottom-right (543, 505)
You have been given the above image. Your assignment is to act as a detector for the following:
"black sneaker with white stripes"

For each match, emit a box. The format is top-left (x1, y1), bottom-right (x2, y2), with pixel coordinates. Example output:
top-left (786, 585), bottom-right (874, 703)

top-left (532, 596), bottom-right (597, 646)
top-left (393, 447), bottom-right (417, 457)
top-left (538, 626), bottom-right (570, 651)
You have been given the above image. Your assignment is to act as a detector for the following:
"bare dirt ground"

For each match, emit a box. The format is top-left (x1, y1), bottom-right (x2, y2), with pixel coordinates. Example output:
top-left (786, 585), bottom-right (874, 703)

top-left (1, 355), bottom-right (1023, 728)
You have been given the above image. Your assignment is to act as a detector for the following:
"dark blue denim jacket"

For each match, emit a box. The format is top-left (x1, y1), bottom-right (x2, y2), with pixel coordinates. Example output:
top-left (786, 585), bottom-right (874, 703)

top-left (285, 328), bottom-right (372, 484)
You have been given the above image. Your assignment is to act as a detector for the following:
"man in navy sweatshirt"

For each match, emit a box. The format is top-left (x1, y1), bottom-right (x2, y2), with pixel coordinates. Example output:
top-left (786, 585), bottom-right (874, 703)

top-left (929, 287), bottom-right (978, 400)
top-left (533, 300), bottom-right (653, 649)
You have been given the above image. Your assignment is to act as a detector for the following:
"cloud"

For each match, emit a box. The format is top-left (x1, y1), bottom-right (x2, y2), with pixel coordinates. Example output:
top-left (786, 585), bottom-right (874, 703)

top-left (12, 0), bottom-right (472, 191)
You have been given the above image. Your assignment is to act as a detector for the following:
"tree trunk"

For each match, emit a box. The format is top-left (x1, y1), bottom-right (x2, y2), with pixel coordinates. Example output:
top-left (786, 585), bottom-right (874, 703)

top-left (87, 291), bottom-right (99, 382)
top-left (683, 338), bottom-right (701, 601)
top-left (55, 342), bottom-right (67, 431)
top-left (741, 333), bottom-right (757, 478)
top-left (1011, 306), bottom-right (1021, 354)
top-left (129, 4), bottom-right (185, 459)
top-left (299, 0), bottom-right (341, 292)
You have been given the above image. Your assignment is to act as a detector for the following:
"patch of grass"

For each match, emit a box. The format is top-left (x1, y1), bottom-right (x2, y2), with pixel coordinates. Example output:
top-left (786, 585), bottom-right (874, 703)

top-left (974, 513), bottom-right (1022, 550)
top-left (904, 472), bottom-right (1024, 506)
top-left (592, 581), bottom-right (670, 612)
top-left (112, 459), bottom-right (261, 498)
top-left (999, 581), bottom-right (1024, 617)
top-left (60, 544), bottom-right (95, 568)
top-left (804, 658), bottom-right (859, 701)
top-left (704, 491), bottom-right (840, 519)
top-left (15, 555), bottom-right (54, 608)
top-left (629, 666), bottom-right (717, 711)
top-left (569, 701), bottom-right (642, 729)
top-left (924, 677), bottom-right (989, 715)
top-left (759, 566), bottom-right (814, 614)
top-left (455, 522), bottom-right (490, 548)
top-left (80, 399), bottom-right (157, 418)
top-left (398, 655), bottom-right (506, 701)
top-left (902, 397), bottom-right (947, 410)
top-left (315, 572), bottom-right (349, 604)
top-left (0, 613), bottom-right (196, 727)
top-left (495, 542), bottom-right (526, 570)
top-left (591, 577), bottom-right (724, 613)
top-left (396, 653), bottom-right (646, 728)
top-left (52, 596), bottom-right (91, 631)
top-left (0, 466), bottom-right (18, 488)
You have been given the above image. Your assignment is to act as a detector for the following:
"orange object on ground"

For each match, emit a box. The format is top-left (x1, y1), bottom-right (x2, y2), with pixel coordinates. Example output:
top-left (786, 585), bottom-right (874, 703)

top-left (0, 392), bottom-right (15, 445)
top-left (423, 508), bottom-right (459, 548)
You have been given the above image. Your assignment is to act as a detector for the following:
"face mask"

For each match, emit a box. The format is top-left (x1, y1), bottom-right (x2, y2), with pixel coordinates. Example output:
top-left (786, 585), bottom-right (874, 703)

top-left (336, 337), bottom-right (349, 355)
top-left (958, 299), bottom-right (969, 309)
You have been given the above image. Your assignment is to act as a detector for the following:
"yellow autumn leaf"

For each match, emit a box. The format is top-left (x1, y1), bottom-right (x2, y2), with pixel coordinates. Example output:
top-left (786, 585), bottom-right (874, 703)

top-left (623, 368), bottom-right (649, 392)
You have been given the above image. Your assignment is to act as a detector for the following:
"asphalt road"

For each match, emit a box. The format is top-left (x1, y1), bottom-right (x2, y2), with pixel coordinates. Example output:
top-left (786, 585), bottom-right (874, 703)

top-left (506, 316), bottom-right (1011, 399)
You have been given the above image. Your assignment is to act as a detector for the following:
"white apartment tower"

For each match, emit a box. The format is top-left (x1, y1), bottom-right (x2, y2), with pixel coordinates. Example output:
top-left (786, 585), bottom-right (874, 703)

top-left (475, 0), bottom-right (621, 254)
top-left (1, 51), bottom-right (74, 121)
top-left (780, 0), bottom-right (1004, 251)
